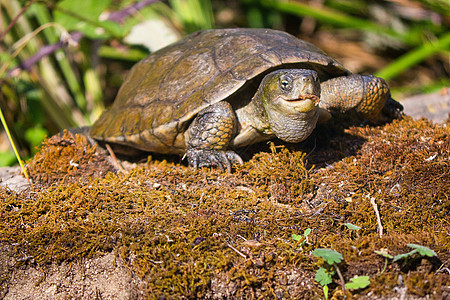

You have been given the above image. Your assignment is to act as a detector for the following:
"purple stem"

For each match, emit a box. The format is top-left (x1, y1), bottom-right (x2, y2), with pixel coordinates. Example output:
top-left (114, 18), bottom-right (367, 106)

top-left (107, 0), bottom-right (159, 23)
top-left (14, 32), bottom-right (82, 73)
top-left (8, 0), bottom-right (159, 75)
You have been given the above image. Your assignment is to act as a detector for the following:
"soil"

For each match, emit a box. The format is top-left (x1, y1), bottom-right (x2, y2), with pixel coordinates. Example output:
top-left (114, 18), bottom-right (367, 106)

top-left (0, 245), bottom-right (143, 299)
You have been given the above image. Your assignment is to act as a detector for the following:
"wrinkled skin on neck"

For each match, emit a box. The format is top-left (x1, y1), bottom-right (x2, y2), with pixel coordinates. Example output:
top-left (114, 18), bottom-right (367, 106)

top-left (248, 69), bottom-right (321, 143)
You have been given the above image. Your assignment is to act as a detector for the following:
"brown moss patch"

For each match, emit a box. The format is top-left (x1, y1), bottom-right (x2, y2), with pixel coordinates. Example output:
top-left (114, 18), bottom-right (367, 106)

top-left (26, 131), bottom-right (115, 188)
top-left (1, 117), bottom-right (449, 299)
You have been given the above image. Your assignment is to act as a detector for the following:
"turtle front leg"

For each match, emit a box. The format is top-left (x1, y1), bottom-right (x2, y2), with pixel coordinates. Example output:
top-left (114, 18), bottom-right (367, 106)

top-left (319, 74), bottom-right (403, 123)
top-left (185, 101), bottom-right (243, 172)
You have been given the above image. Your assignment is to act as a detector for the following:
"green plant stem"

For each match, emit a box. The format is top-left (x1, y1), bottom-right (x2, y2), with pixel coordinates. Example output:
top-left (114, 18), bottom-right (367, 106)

top-left (376, 32), bottom-right (450, 80)
top-left (335, 265), bottom-right (346, 293)
top-left (380, 258), bottom-right (388, 275)
top-left (0, 108), bottom-right (32, 186)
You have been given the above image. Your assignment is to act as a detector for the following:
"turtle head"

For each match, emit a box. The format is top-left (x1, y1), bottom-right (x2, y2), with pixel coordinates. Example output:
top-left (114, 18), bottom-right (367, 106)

top-left (257, 69), bottom-right (321, 143)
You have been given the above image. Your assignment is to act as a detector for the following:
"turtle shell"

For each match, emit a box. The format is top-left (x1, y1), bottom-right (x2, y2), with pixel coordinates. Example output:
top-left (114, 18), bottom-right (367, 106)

top-left (90, 28), bottom-right (350, 154)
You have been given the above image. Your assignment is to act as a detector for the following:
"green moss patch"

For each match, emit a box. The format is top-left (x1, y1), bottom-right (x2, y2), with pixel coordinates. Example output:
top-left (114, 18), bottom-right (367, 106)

top-left (1, 117), bottom-right (449, 298)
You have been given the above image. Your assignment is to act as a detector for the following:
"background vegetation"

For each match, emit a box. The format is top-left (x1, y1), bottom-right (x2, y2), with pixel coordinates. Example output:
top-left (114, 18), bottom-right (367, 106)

top-left (0, 0), bottom-right (449, 166)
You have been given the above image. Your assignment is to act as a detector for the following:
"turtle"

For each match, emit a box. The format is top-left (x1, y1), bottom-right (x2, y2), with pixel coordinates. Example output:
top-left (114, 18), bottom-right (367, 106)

top-left (90, 28), bottom-right (403, 171)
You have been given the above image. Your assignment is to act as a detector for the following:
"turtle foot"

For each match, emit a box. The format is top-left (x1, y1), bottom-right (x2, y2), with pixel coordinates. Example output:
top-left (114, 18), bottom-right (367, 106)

top-left (186, 148), bottom-right (243, 172)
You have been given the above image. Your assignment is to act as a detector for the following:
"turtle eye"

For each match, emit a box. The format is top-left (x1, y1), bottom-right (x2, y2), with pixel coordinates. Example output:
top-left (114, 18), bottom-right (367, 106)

top-left (279, 76), bottom-right (292, 90)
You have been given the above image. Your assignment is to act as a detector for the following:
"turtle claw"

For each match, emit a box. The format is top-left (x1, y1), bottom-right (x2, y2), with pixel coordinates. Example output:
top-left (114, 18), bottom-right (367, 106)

top-left (187, 148), bottom-right (243, 172)
top-left (382, 97), bottom-right (404, 120)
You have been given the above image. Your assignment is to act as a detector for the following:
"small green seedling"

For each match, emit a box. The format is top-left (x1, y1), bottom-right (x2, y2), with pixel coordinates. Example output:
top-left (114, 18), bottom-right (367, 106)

top-left (313, 248), bottom-right (343, 265)
top-left (393, 243), bottom-right (437, 262)
top-left (376, 244), bottom-right (437, 273)
top-left (345, 275), bottom-right (370, 290)
top-left (313, 248), bottom-right (345, 296)
top-left (292, 228), bottom-right (311, 247)
top-left (344, 222), bottom-right (361, 238)
top-left (315, 265), bottom-right (334, 286)
top-left (344, 223), bottom-right (360, 230)
top-left (292, 234), bottom-right (301, 241)
top-left (374, 249), bottom-right (394, 259)
top-left (322, 285), bottom-right (329, 300)
top-left (313, 248), bottom-right (371, 295)
top-left (314, 265), bottom-right (332, 300)
top-left (375, 248), bottom-right (393, 274)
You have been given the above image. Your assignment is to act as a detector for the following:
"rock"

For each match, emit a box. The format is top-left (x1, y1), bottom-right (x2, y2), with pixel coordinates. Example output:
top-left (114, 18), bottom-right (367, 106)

top-left (401, 88), bottom-right (450, 123)
top-left (0, 166), bottom-right (30, 193)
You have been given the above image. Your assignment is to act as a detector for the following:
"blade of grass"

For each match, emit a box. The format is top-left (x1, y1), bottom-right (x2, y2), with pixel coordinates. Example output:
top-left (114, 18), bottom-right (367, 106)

top-left (38, 57), bottom-right (85, 128)
top-left (376, 32), bottom-right (450, 80)
top-left (246, 5), bottom-right (265, 28)
top-left (418, 0), bottom-right (450, 17)
top-left (98, 45), bottom-right (148, 61)
top-left (252, 0), bottom-right (419, 45)
top-left (83, 68), bottom-right (104, 123)
top-left (0, 108), bottom-right (32, 187)
top-left (245, 2), bottom-right (282, 29)
top-left (197, 0), bottom-right (214, 29)
top-left (169, 0), bottom-right (214, 32)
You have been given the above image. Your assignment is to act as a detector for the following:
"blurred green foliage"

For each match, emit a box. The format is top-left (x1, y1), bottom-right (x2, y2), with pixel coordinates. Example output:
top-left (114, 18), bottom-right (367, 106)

top-left (54, 0), bottom-right (125, 39)
top-left (0, 0), bottom-right (448, 166)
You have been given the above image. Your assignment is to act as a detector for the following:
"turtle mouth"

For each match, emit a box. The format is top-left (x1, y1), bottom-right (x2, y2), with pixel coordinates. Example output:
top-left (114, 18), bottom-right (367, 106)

top-left (278, 93), bottom-right (320, 113)
top-left (282, 94), bottom-right (320, 105)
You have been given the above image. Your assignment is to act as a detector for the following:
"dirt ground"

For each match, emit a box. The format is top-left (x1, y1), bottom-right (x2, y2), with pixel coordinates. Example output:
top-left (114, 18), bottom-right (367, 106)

top-left (0, 244), bottom-right (143, 299)
top-left (0, 91), bottom-right (449, 299)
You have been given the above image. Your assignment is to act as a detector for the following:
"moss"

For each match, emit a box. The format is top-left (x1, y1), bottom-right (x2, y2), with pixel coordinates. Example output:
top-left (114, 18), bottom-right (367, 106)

top-left (1, 116), bottom-right (449, 298)
top-left (26, 131), bottom-right (114, 187)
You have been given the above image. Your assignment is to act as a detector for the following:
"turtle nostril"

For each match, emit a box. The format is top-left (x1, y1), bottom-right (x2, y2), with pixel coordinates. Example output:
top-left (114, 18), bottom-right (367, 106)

top-left (303, 75), bottom-right (313, 83)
